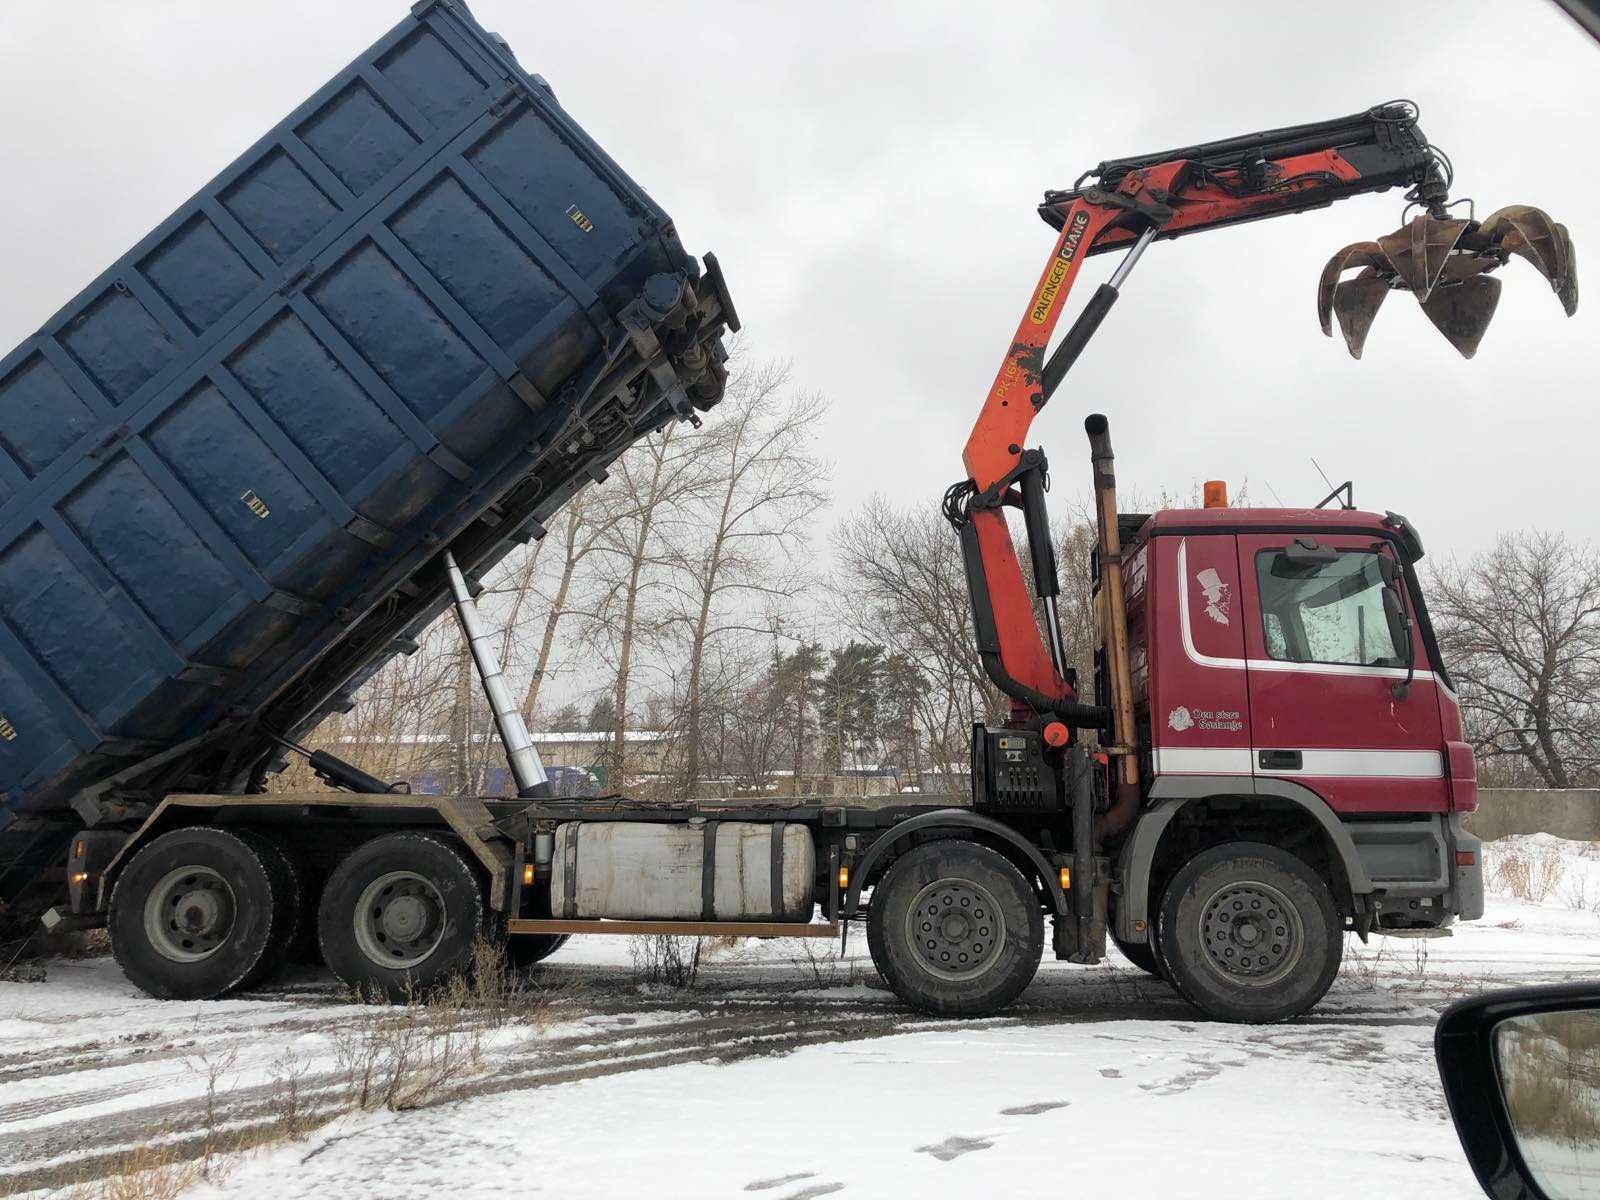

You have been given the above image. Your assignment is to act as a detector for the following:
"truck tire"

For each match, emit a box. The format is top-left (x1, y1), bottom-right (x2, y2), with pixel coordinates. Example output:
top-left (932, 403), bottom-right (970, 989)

top-left (318, 833), bottom-right (487, 999)
top-left (866, 841), bottom-right (1042, 1017)
top-left (1157, 841), bottom-right (1341, 1023)
top-left (109, 827), bottom-right (285, 1000)
top-left (506, 933), bottom-right (569, 968)
top-left (1110, 930), bottom-right (1162, 978)
top-left (239, 836), bottom-right (310, 990)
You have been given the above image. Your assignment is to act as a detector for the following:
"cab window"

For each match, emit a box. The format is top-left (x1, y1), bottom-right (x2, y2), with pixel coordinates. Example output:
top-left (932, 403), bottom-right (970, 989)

top-left (1254, 548), bottom-right (1404, 667)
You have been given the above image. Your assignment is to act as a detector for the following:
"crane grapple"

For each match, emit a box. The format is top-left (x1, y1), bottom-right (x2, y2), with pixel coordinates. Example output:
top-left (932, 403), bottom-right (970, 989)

top-left (1318, 204), bottom-right (1578, 358)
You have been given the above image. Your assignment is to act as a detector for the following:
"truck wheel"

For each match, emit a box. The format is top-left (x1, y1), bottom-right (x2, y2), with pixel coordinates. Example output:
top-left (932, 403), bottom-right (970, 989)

top-left (318, 833), bottom-right (487, 999)
top-left (1110, 930), bottom-right (1161, 978)
top-left (1148, 917), bottom-right (1180, 988)
top-left (866, 841), bottom-right (1043, 1017)
top-left (109, 828), bottom-right (285, 1000)
top-left (506, 934), bottom-right (569, 968)
top-left (238, 836), bottom-right (310, 990)
top-left (1157, 841), bottom-right (1341, 1023)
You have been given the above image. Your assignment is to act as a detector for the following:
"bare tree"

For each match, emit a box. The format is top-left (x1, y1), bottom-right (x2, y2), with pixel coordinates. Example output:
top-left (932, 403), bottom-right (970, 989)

top-left (580, 423), bottom-right (714, 784)
top-left (835, 498), bottom-right (1000, 789)
top-left (660, 361), bottom-right (828, 797)
top-left (483, 536), bottom-right (545, 674)
top-left (1431, 531), bottom-right (1600, 787)
top-left (723, 647), bottom-right (793, 791)
top-left (273, 621), bottom-right (461, 793)
top-left (1055, 515), bottom-right (1100, 693)
top-left (515, 487), bottom-right (628, 721)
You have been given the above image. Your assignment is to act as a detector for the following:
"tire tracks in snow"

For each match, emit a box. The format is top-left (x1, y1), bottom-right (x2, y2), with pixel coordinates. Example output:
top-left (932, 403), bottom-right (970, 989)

top-left (0, 963), bottom-right (1470, 1196)
top-left (0, 999), bottom-right (963, 1195)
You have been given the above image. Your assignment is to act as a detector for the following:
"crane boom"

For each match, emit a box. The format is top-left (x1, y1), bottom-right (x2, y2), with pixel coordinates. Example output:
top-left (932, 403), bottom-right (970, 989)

top-left (951, 104), bottom-right (1444, 740)
top-left (946, 99), bottom-right (1575, 839)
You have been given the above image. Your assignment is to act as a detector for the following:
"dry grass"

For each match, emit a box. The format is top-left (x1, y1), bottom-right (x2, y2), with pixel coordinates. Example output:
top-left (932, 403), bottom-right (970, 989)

top-left (1560, 872), bottom-right (1600, 914)
top-left (328, 998), bottom-right (484, 1113)
top-left (1487, 842), bottom-right (1568, 903)
top-left (63, 1141), bottom-right (210, 1200)
top-left (65, 1049), bottom-right (243, 1199)
top-left (70, 936), bottom-right (567, 1198)
top-left (326, 935), bottom-right (568, 1113)
top-left (628, 934), bottom-right (705, 988)
top-left (783, 936), bottom-right (864, 989)
top-left (1339, 933), bottom-right (1433, 987)
top-left (1339, 935), bottom-right (1390, 987)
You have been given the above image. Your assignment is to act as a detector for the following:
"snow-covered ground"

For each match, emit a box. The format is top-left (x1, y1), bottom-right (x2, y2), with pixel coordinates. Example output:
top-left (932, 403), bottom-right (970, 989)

top-left (4, 834), bottom-right (1599, 1200)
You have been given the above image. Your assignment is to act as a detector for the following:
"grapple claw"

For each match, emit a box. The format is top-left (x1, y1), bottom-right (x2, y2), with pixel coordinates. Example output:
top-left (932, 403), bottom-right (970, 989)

top-left (1317, 241), bottom-right (1385, 336)
top-left (1376, 216), bottom-right (1470, 301)
top-left (1419, 272), bottom-right (1502, 359)
top-left (1476, 205), bottom-right (1578, 316)
top-left (1555, 225), bottom-right (1579, 315)
top-left (1317, 204), bottom-right (1578, 358)
top-left (1330, 268), bottom-right (1390, 359)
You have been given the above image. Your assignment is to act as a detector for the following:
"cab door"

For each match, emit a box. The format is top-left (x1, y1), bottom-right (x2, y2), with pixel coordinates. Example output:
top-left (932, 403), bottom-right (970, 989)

top-left (1236, 533), bottom-right (1448, 814)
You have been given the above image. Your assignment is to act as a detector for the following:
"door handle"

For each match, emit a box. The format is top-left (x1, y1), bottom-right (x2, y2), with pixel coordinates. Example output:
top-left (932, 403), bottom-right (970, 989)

top-left (1258, 749), bottom-right (1302, 771)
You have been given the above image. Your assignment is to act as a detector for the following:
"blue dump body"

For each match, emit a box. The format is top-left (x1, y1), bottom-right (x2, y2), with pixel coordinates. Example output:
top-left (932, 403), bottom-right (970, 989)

top-left (0, 0), bottom-right (735, 907)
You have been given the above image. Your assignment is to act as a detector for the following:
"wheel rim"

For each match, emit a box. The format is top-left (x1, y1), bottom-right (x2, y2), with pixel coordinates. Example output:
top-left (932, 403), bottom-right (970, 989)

top-left (354, 870), bottom-right (447, 969)
top-left (1196, 878), bottom-right (1304, 987)
top-left (904, 876), bottom-right (1007, 982)
top-left (143, 866), bottom-right (236, 963)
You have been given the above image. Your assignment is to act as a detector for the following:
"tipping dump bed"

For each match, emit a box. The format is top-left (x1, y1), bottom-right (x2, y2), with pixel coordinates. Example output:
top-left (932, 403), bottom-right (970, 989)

top-left (0, 0), bottom-right (735, 905)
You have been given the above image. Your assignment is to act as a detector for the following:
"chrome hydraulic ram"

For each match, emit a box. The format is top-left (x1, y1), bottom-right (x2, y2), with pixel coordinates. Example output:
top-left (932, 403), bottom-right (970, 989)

top-left (442, 550), bottom-right (550, 797)
top-left (1039, 225), bottom-right (1157, 402)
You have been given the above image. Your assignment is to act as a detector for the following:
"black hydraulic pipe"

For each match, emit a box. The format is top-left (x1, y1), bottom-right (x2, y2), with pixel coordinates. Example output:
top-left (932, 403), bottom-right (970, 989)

top-left (1092, 105), bottom-right (1419, 183)
top-left (306, 749), bottom-right (396, 795)
top-left (1041, 283), bottom-right (1119, 402)
top-left (1018, 466), bottom-right (1059, 600)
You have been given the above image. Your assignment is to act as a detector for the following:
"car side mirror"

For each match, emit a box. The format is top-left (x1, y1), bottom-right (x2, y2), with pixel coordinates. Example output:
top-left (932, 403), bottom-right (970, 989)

top-left (1437, 985), bottom-right (1600, 1200)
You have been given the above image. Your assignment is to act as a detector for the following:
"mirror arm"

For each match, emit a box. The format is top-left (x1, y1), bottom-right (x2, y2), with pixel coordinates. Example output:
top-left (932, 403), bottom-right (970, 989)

top-left (1377, 547), bottom-right (1417, 700)
top-left (1391, 607), bottom-right (1416, 700)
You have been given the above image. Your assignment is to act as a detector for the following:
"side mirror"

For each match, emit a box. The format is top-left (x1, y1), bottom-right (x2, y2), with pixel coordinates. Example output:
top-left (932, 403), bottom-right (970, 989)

top-left (1436, 984), bottom-right (1600, 1200)
top-left (1381, 585), bottom-right (1413, 658)
top-left (1381, 585), bottom-right (1415, 698)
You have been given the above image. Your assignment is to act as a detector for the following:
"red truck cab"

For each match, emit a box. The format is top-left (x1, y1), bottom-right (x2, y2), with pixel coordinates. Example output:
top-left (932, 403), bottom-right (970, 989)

top-left (1114, 505), bottom-right (1484, 954)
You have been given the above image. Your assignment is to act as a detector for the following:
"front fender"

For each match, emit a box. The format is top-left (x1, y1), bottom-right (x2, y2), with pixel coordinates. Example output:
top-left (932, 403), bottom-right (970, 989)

top-left (844, 809), bottom-right (1068, 918)
top-left (1113, 777), bottom-right (1374, 943)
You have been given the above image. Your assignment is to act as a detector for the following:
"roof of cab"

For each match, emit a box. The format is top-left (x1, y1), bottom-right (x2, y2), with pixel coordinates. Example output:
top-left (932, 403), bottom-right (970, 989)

top-left (1140, 507), bottom-right (1394, 532)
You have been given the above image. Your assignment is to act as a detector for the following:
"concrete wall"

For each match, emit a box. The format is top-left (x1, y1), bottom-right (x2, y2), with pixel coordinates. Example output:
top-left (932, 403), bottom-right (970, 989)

top-left (1467, 789), bottom-right (1600, 842)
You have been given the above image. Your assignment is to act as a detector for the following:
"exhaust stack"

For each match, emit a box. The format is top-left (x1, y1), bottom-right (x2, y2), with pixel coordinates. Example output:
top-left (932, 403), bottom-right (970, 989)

top-left (1084, 414), bottom-right (1140, 841)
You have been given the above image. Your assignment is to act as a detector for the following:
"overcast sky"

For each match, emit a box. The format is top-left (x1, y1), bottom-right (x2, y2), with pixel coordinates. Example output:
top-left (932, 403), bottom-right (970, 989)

top-left (1, 0), bottom-right (1595, 568)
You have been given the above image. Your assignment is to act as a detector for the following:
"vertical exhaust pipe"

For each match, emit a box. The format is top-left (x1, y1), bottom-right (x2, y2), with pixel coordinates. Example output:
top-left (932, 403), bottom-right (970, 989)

top-left (443, 550), bottom-right (550, 798)
top-left (1084, 415), bottom-right (1140, 840)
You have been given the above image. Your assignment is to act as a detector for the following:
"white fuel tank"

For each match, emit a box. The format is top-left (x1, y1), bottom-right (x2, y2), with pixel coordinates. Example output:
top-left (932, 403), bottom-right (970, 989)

top-left (549, 820), bottom-right (816, 922)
